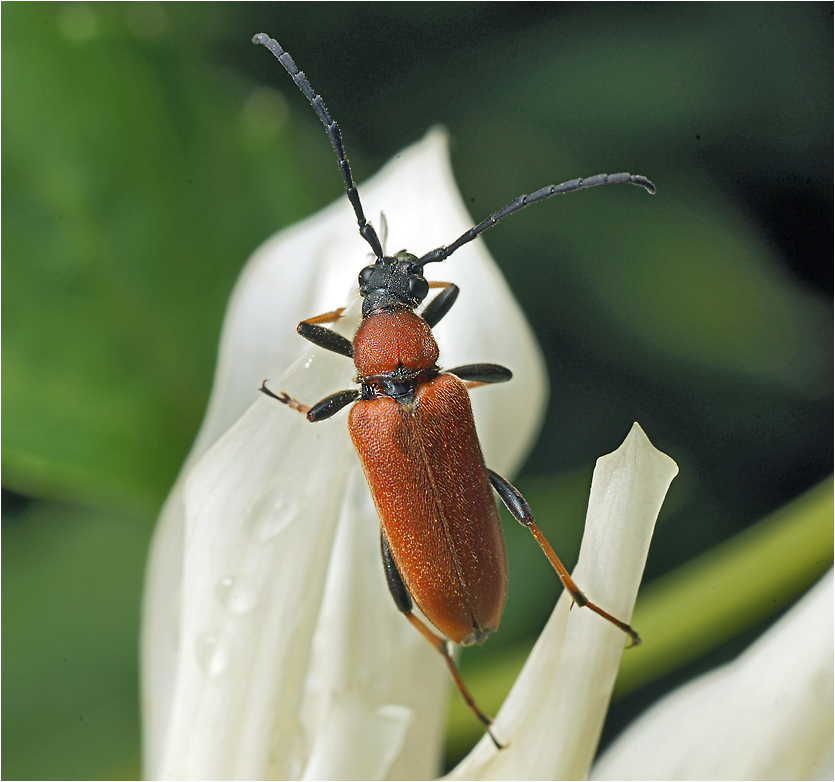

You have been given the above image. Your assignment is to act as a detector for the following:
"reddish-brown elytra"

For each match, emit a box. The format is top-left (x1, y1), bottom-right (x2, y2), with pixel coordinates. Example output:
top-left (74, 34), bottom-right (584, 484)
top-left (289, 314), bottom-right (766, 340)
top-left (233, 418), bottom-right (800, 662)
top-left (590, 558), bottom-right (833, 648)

top-left (253, 32), bottom-right (654, 748)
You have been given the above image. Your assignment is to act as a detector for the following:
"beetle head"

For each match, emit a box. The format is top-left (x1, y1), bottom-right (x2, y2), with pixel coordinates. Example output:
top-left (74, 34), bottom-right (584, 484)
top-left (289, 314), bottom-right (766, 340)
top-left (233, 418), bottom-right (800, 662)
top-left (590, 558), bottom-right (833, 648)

top-left (358, 251), bottom-right (430, 316)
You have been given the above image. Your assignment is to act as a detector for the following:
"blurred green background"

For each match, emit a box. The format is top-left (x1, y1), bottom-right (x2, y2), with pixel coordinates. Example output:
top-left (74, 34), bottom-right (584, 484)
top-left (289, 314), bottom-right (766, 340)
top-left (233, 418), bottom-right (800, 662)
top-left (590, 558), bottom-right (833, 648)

top-left (3, 3), bottom-right (832, 778)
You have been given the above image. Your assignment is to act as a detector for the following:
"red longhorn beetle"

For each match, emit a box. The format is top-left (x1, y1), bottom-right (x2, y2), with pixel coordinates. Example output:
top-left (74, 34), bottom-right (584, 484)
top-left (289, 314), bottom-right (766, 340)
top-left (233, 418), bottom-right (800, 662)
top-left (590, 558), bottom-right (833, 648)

top-left (253, 32), bottom-right (654, 748)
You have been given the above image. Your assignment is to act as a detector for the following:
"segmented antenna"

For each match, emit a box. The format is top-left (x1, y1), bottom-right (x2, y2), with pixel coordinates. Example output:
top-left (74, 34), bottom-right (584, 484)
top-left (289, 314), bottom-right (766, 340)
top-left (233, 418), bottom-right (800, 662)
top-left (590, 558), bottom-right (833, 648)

top-left (254, 33), bottom-right (655, 270)
top-left (252, 33), bottom-right (384, 259)
top-left (417, 172), bottom-right (655, 267)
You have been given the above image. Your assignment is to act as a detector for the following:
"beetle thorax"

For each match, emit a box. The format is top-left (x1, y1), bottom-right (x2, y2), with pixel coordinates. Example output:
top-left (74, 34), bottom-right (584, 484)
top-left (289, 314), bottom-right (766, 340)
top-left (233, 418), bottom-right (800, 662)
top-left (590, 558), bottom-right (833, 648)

top-left (353, 309), bottom-right (439, 378)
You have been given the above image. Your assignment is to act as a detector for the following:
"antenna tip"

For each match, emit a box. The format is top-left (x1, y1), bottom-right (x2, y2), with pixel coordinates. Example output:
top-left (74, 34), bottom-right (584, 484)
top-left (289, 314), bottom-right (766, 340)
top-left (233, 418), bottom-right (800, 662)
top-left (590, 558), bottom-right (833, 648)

top-left (252, 33), bottom-right (269, 46)
top-left (636, 176), bottom-right (656, 195)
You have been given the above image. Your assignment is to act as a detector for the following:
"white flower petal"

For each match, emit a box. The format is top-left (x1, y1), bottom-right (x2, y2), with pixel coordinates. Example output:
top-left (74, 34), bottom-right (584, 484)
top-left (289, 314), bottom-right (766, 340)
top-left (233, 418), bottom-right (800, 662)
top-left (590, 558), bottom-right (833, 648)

top-left (142, 128), bottom-right (549, 780)
top-left (591, 570), bottom-right (834, 781)
top-left (447, 423), bottom-right (679, 780)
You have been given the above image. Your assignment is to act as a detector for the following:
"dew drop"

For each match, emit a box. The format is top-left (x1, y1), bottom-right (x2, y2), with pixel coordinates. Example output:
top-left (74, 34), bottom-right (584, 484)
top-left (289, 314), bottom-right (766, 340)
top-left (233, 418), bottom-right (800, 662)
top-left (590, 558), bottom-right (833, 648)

top-left (216, 575), bottom-right (257, 614)
top-left (255, 496), bottom-right (299, 541)
top-left (195, 632), bottom-right (230, 678)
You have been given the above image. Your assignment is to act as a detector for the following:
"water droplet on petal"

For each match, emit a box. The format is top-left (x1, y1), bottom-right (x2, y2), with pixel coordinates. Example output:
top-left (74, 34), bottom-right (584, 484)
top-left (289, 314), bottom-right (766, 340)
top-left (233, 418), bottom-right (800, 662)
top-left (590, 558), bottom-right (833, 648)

top-left (196, 632), bottom-right (230, 678)
top-left (216, 575), bottom-right (257, 614)
top-left (255, 496), bottom-right (298, 541)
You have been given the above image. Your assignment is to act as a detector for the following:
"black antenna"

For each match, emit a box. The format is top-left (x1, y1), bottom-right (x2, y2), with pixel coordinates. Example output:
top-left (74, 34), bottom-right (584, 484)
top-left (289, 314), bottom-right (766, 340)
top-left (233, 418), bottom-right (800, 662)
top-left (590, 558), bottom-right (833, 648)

top-left (417, 172), bottom-right (655, 267)
top-left (253, 33), bottom-right (383, 259)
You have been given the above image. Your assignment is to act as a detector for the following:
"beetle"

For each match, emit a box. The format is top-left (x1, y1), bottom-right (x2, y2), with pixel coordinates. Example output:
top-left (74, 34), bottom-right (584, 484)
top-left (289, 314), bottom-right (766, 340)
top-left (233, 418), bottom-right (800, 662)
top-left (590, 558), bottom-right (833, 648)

top-left (252, 32), bottom-right (654, 747)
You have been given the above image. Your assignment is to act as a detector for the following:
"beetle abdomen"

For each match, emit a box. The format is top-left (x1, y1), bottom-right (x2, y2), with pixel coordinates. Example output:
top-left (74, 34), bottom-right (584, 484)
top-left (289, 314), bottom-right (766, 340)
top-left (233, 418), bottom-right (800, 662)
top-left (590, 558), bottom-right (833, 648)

top-left (348, 373), bottom-right (507, 645)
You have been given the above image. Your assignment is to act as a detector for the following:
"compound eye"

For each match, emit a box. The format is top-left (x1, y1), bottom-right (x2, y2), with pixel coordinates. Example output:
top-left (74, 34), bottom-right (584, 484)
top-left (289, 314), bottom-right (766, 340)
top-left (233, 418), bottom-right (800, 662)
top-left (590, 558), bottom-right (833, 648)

top-left (358, 266), bottom-right (375, 288)
top-left (408, 274), bottom-right (429, 303)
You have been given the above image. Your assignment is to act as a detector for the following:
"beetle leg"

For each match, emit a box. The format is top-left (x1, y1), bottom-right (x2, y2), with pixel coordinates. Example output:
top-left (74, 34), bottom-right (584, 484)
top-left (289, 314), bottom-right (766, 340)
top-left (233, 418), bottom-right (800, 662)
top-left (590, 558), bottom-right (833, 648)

top-left (260, 382), bottom-right (359, 422)
top-left (297, 321), bottom-right (354, 358)
top-left (306, 389), bottom-right (360, 421)
top-left (487, 469), bottom-right (641, 647)
top-left (303, 307), bottom-right (346, 325)
top-left (404, 613), bottom-right (505, 750)
top-left (380, 532), bottom-right (413, 613)
top-left (380, 533), bottom-right (505, 750)
top-left (421, 283), bottom-right (459, 329)
top-left (446, 363), bottom-right (512, 385)
top-left (259, 381), bottom-right (311, 414)
top-left (296, 307), bottom-right (352, 357)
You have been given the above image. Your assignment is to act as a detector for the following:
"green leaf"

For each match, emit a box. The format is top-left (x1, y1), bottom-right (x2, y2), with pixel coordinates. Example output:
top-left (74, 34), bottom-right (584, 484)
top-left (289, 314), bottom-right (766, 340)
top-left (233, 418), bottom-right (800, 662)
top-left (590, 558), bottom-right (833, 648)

top-left (2, 500), bottom-right (152, 780)
top-left (2, 5), bottom-right (329, 511)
